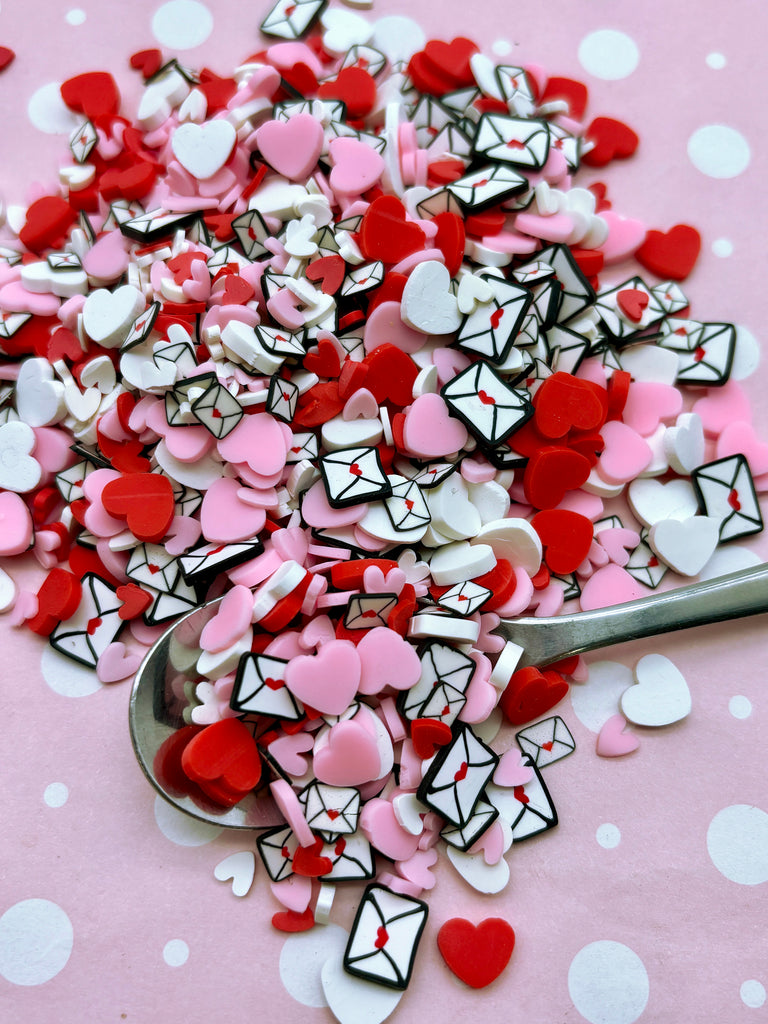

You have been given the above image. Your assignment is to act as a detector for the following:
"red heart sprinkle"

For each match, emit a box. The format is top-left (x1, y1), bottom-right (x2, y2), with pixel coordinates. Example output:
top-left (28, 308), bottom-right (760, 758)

top-left (437, 918), bottom-right (516, 989)
top-left (375, 926), bottom-right (389, 949)
top-left (728, 489), bottom-right (741, 511)
top-left (617, 288), bottom-right (649, 322)
top-left (634, 224), bottom-right (702, 281)
top-left (454, 761), bottom-right (468, 782)
top-left (478, 389), bottom-right (496, 405)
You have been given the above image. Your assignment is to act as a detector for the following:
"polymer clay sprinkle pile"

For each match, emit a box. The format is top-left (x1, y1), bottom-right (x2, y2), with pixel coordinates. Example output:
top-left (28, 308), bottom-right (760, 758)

top-left (0, 1), bottom-right (765, 1015)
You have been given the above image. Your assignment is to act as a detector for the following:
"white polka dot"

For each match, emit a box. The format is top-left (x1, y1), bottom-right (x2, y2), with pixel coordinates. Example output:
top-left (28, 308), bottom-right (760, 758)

top-left (741, 980), bottom-right (767, 1009)
top-left (492, 39), bottom-right (513, 57)
top-left (596, 823), bottom-right (621, 849)
top-left (729, 696), bottom-right (753, 719)
top-left (163, 939), bottom-right (189, 967)
top-left (568, 941), bottom-right (649, 1024)
top-left (40, 646), bottom-right (102, 697)
top-left (0, 899), bottom-right (73, 986)
top-left (280, 924), bottom-right (348, 1007)
top-left (578, 30), bottom-right (639, 80)
top-left (569, 661), bottom-right (634, 732)
top-left (371, 16), bottom-right (426, 63)
top-left (706, 52), bottom-right (727, 70)
top-left (707, 805), bottom-right (768, 884)
top-left (27, 82), bottom-right (82, 135)
top-left (151, 0), bottom-right (213, 49)
top-left (153, 796), bottom-right (223, 847)
top-left (688, 125), bottom-right (751, 179)
top-left (712, 238), bottom-right (733, 257)
top-left (65, 8), bottom-right (85, 24)
top-left (731, 325), bottom-right (761, 381)
top-left (43, 783), bottom-right (69, 808)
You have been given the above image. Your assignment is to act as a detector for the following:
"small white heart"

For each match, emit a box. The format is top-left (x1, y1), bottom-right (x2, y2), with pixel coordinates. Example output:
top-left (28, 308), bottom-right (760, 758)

top-left (621, 653), bottom-right (692, 727)
top-left (663, 412), bottom-right (705, 475)
top-left (0, 421), bottom-right (42, 493)
top-left (456, 272), bottom-right (494, 314)
top-left (213, 851), bottom-right (256, 897)
top-left (172, 119), bottom-right (237, 180)
top-left (648, 515), bottom-right (720, 577)
top-left (83, 284), bottom-right (145, 349)
top-left (401, 260), bottom-right (461, 335)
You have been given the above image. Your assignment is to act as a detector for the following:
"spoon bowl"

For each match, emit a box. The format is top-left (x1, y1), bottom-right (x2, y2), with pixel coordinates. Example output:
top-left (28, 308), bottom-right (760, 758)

top-left (129, 562), bottom-right (768, 828)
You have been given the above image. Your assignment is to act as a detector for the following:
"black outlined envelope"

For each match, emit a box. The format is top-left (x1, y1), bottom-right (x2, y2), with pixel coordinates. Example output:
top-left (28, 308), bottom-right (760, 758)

top-left (257, 825), bottom-right (298, 882)
top-left (547, 122), bottom-right (582, 173)
top-left (55, 459), bottom-right (94, 504)
top-left (440, 796), bottom-right (499, 852)
top-left (260, 0), bottom-right (327, 39)
top-left (126, 543), bottom-right (200, 624)
top-left (417, 680), bottom-right (468, 728)
top-left (550, 572), bottom-right (581, 602)
top-left (49, 574), bottom-right (124, 668)
top-left (514, 311), bottom-right (544, 350)
top-left (341, 262), bottom-right (384, 298)
top-left (103, 199), bottom-right (145, 231)
top-left (179, 538), bottom-right (263, 585)
top-left (154, 339), bottom-right (197, 379)
top-left (190, 380), bottom-right (244, 438)
top-left (69, 119), bottom-right (97, 164)
top-left (625, 529), bottom-right (668, 589)
top-left (441, 360), bottom-right (534, 446)
top-left (121, 302), bottom-right (160, 352)
top-left (417, 724), bottom-right (498, 827)
top-left (0, 311), bottom-right (31, 339)
top-left (344, 593), bottom-right (399, 630)
top-left (473, 114), bottom-right (550, 170)
top-left (267, 374), bottom-right (299, 423)
top-left (439, 86), bottom-right (482, 120)
top-left (335, 213), bottom-right (363, 233)
top-left (119, 208), bottom-right (200, 243)
top-left (384, 478), bottom-right (431, 533)
top-left (407, 461), bottom-right (457, 489)
top-left (340, 45), bottom-right (387, 78)
top-left (319, 831), bottom-right (375, 881)
top-left (315, 225), bottom-right (341, 257)
top-left (324, 123), bottom-right (386, 156)
top-left (299, 781), bottom-right (360, 835)
top-left (692, 455), bottom-right (763, 542)
top-left (513, 260), bottom-right (555, 288)
top-left (457, 274), bottom-right (532, 363)
top-left (546, 324), bottom-right (590, 376)
top-left (527, 243), bottom-right (596, 324)
top-left (399, 641), bottom-right (476, 722)
top-left (274, 98), bottom-right (346, 122)
top-left (408, 95), bottom-right (458, 149)
top-left (231, 209), bottom-right (271, 260)
top-left (436, 581), bottom-right (492, 616)
top-left (446, 162), bottom-right (529, 211)
top-left (285, 430), bottom-right (318, 464)
top-left (658, 320), bottom-right (736, 386)
top-left (516, 716), bottom-right (575, 768)
top-left (495, 66), bottom-right (536, 117)
top-left (424, 121), bottom-right (473, 159)
top-left (255, 324), bottom-right (307, 360)
top-left (651, 281), bottom-right (689, 315)
top-left (231, 653), bottom-right (302, 720)
top-left (529, 278), bottom-right (562, 329)
top-left (344, 884), bottom-right (428, 990)
top-left (488, 753), bottom-right (558, 841)
top-left (319, 446), bottom-right (391, 508)
top-left (165, 476), bottom-right (203, 518)
top-left (594, 277), bottom-right (666, 342)
top-left (48, 251), bottom-right (82, 271)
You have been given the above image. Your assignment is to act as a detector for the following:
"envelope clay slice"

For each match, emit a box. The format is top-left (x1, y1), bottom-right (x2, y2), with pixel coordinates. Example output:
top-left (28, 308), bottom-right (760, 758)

top-left (692, 454), bottom-right (763, 542)
top-left (417, 723), bottom-right (498, 828)
top-left (344, 883), bottom-right (428, 990)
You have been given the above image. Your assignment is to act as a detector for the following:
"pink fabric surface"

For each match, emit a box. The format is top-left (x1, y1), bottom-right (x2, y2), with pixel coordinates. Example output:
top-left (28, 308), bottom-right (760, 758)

top-left (0, 1), bottom-right (766, 1022)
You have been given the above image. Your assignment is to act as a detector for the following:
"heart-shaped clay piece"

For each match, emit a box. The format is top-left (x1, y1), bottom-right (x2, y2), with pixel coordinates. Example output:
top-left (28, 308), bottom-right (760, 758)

top-left (523, 446), bottom-right (592, 509)
top-left (15, 357), bottom-right (66, 428)
top-left (598, 211), bottom-right (647, 263)
top-left (595, 714), bottom-right (639, 757)
top-left (285, 639), bottom-right (362, 715)
top-left (648, 515), bottom-right (720, 577)
top-left (181, 718), bottom-right (262, 807)
top-left (627, 477), bottom-right (699, 528)
top-left (172, 119), bottom-right (236, 180)
top-left (270, 873), bottom-right (313, 913)
top-left (597, 420), bottom-right (652, 484)
top-left (61, 70), bottom-right (120, 124)
top-left (200, 477), bottom-right (267, 544)
top-left (531, 509), bottom-right (593, 574)
top-left (200, 586), bottom-right (253, 654)
top-left (617, 288), bottom-right (649, 323)
top-left (621, 653), bottom-right (692, 726)
top-left (582, 116), bottom-right (639, 167)
top-left (96, 642), bottom-right (142, 683)
top-left (400, 260), bottom-right (462, 335)
top-left (356, 627), bottom-right (421, 695)
top-left (0, 490), bottom-right (34, 556)
top-left (0, 46), bottom-right (15, 72)
top-left (664, 412), bottom-right (706, 474)
top-left (313, 719), bottom-right (382, 787)
top-left (267, 732), bottom-right (314, 778)
top-left (364, 300), bottom-right (429, 357)
top-left (82, 284), bottom-right (145, 349)
top-left (101, 472), bottom-right (175, 544)
top-left (255, 113), bottom-right (325, 181)
top-left (402, 393), bottom-right (468, 459)
top-left (359, 796), bottom-right (422, 860)
top-left (213, 851), bottom-right (256, 897)
top-left (305, 254), bottom-right (346, 295)
top-left (0, 421), bottom-right (42, 494)
top-left (622, 381), bottom-right (682, 436)
top-left (321, 954), bottom-right (402, 1024)
top-left (217, 412), bottom-right (288, 477)
top-left (18, 196), bottom-right (77, 253)
top-left (328, 136), bottom-right (385, 196)
top-left (437, 918), bottom-right (516, 989)
top-left (493, 748), bottom-right (535, 787)
top-left (579, 564), bottom-right (648, 610)
top-left (359, 196), bottom-right (427, 264)
top-left (396, 847), bottom-right (438, 889)
top-left (533, 372), bottom-right (606, 439)
top-left (445, 844), bottom-right (510, 894)
top-left (635, 224), bottom-right (701, 281)
top-left (410, 718), bottom-right (453, 759)
top-left (499, 667), bottom-right (569, 726)
top-left (716, 419), bottom-right (768, 477)
top-left (273, 907), bottom-right (316, 933)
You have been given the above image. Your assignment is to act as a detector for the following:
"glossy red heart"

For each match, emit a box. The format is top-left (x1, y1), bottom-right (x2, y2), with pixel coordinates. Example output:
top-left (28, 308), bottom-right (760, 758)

top-left (271, 908), bottom-right (315, 933)
top-left (531, 509), bottom-right (594, 574)
top-left (318, 67), bottom-right (377, 119)
top-left (26, 568), bottom-right (83, 636)
top-left (539, 76), bottom-right (588, 119)
top-left (617, 288), bottom-right (649, 322)
top-left (97, 428), bottom-right (150, 474)
top-left (101, 472), bottom-right (175, 543)
top-left (634, 224), bottom-right (701, 281)
top-left (0, 46), bottom-right (16, 72)
top-left (523, 446), bottom-right (592, 509)
top-left (305, 254), bottom-right (346, 295)
top-left (129, 49), bottom-right (162, 78)
top-left (437, 918), bottom-right (516, 988)
top-left (198, 67), bottom-right (238, 111)
top-left (181, 718), bottom-right (262, 807)
top-left (533, 372), bottom-right (607, 439)
top-left (61, 71), bottom-right (120, 125)
top-left (303, 337), bottom-right (341, 378)
top-left (500, 667), bottom-right (569, 726)
top-left (411, 718), bottom-right (453, 759)
top-left (582, 116), bottom-right (639, 167)
top-left (116, 583), bottom-right (153, 621)
top-left (358, 196), bottom-right (426, 264)
top-left (362, 343), bottom-right (419, 407)
top-left (292, 837), bottom-right (333, 877)
top-left (18, 196), bottom-right (76, 253)
top-left (432, 211), bottom-right (465, 278)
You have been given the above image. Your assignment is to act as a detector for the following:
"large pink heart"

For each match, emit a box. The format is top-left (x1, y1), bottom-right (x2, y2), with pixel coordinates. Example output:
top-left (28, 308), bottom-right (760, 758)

top-left (356, 628), bottom-right (421, 695)
top-left (328, 137), bottom-right (385, 195)
top-left (359, 797), bottom-right (422, 861)
top-left (598, 211), bottom-right (647, 263)
top-left (692, 380), bottom-right (751, 438)
top-left (364, 300), bottom-right (429, 356)
top-left (579, 564), bottom-right (647, 611)
top-left (402, 393), bottom-right (469, 458)
top-left (217, 413), bottom-right (288, 476)
top-left (255, 113), bottom-right (324, 181)
top-left (716, 420), bottom-right (768, 476)
top-left (597, 420), bottom-right (652, 484)
top-left (313, 719), bottom-right (382, 787)
top-left (200, 477), bottom-right (266, 544)
top-left (285, 639), bottom-right (361, 715)
top-left (621, 382), bottom-right (682, 436)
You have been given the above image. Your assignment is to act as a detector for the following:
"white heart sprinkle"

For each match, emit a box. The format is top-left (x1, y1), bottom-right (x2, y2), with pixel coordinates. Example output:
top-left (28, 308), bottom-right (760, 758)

top-left (621, 653), bottom-right (692, 727)
top-left (172, 119), bottom-right (237, 180)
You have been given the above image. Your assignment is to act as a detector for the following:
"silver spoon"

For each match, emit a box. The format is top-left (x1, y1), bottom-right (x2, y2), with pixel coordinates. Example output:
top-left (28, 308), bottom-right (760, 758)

top-left (129, 562), bottom-right (768, 829)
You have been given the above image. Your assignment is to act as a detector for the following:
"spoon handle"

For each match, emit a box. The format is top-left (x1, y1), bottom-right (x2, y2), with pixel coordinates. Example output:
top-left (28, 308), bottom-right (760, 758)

top-left (496, 563), bottom-right (768, 667)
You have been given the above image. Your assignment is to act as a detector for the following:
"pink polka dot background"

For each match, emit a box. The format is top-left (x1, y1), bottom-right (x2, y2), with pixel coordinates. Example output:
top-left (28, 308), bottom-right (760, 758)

top-left (0, 1), bottom-right (766, 1022)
